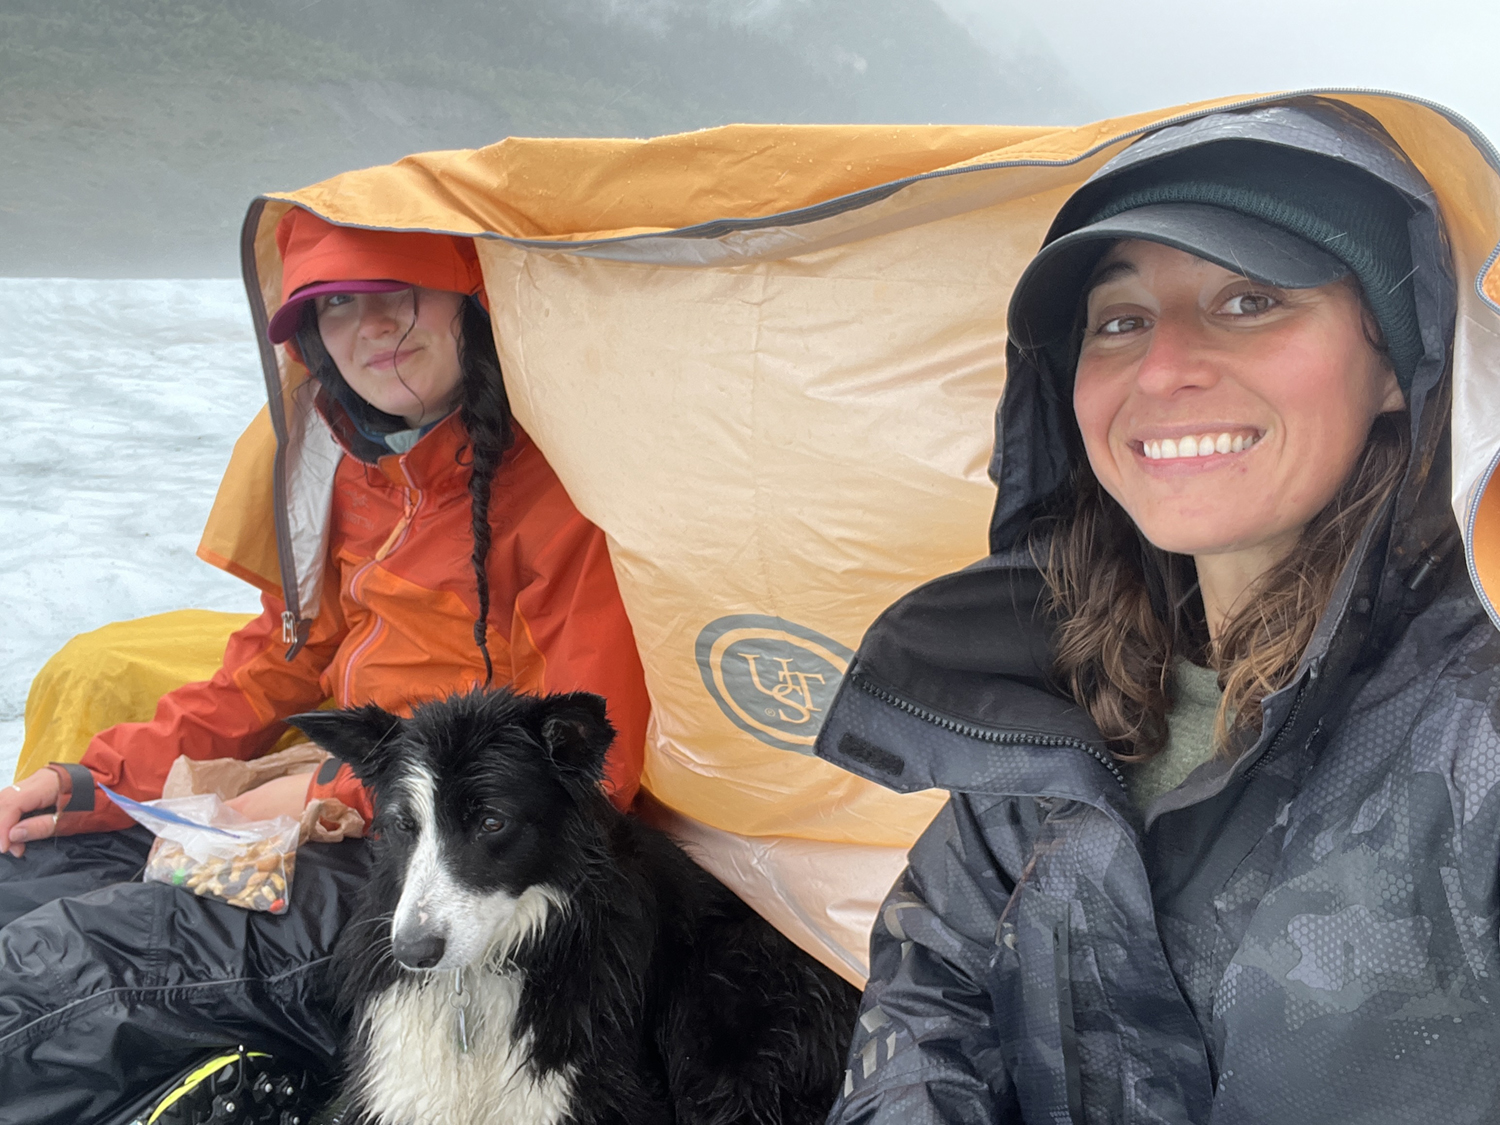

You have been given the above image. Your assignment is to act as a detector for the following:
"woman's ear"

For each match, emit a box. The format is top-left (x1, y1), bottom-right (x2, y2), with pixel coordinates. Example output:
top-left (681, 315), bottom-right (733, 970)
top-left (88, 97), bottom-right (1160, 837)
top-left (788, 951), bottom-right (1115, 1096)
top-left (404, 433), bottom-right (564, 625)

top-left (1377, 366), bottom-right (1407, 413)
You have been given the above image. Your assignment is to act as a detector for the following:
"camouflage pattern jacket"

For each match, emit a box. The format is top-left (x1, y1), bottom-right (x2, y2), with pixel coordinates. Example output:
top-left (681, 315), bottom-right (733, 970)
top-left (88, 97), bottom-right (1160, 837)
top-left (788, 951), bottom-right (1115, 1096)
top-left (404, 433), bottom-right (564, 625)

top-left (816, 103), bottom-right (1500, 1124)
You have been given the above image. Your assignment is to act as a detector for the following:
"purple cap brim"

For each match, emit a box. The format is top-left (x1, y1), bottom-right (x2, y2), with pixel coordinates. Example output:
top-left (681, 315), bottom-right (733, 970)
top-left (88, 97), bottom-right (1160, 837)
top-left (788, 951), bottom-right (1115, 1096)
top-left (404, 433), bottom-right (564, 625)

top-left (266, 279), bottom-right (412, 344)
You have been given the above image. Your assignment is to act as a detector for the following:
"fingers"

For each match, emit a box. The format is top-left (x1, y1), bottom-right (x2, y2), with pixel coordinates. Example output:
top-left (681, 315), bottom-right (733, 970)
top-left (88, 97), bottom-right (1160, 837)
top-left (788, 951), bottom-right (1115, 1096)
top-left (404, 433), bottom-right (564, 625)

top-left (8, 812), bottom-right (57, 857)
top-left (1, 785), bottom-right (28, 859)
top-left (1, 770), bottom-right (62, 859)
top-left (2, 795), bottom-right (30, 859)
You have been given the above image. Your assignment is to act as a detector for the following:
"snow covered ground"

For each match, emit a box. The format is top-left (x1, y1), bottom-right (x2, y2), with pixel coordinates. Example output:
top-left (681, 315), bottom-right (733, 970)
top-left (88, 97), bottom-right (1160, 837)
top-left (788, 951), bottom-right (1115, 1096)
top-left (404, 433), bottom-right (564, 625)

top-left (0, 280), bottom-right (266, 781)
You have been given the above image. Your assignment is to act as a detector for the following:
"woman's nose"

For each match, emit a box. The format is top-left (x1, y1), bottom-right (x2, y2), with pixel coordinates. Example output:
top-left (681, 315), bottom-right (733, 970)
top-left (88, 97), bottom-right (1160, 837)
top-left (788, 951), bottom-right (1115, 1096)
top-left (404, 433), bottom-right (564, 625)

top-left (1132, 314), bottom-right (1219, 397)
top-left (356, 303), bottom-right (403, 338)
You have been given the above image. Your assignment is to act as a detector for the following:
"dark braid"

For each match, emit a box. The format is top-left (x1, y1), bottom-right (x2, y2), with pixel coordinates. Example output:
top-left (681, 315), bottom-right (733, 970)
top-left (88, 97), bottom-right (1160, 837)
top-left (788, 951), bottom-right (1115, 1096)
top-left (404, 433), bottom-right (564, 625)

top-left (454, 297), bottom-right (515, 684)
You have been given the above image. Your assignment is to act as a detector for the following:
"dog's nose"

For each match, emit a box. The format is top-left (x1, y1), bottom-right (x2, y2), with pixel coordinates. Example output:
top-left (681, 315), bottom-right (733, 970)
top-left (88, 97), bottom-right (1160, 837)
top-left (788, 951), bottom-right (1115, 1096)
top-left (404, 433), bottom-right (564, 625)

top-left (393, 931), bottom-right (446, 970)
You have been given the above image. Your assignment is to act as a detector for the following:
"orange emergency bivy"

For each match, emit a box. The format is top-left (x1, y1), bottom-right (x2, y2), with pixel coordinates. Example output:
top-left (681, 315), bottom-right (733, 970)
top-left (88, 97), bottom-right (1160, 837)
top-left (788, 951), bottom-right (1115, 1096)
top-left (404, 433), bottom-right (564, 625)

top-left (22, 91), bottom-right (1500, 983)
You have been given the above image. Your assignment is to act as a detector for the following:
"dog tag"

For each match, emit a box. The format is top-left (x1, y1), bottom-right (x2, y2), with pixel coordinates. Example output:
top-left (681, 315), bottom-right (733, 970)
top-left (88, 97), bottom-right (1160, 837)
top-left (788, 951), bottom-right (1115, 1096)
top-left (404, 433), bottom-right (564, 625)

top-left (452, 968), bottom-right (471, 1054)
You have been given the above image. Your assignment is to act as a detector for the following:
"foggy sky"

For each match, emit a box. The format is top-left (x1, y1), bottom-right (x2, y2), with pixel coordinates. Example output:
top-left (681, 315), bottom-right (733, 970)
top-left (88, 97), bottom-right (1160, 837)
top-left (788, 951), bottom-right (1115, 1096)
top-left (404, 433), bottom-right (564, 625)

top-left (3, 0), bottom-right (1496, 277)
top-left (942, 0), bottom-right (1500, 152)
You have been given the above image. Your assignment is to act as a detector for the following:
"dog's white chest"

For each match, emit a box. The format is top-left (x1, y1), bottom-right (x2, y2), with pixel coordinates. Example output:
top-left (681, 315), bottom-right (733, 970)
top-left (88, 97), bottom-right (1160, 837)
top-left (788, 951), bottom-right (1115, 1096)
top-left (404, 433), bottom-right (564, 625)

top-left (355, 971), bottom-right (573, 1125)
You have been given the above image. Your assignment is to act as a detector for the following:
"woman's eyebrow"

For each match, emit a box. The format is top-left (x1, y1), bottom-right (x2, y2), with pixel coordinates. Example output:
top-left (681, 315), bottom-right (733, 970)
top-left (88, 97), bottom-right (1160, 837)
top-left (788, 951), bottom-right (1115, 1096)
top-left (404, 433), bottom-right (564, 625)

top-left (1086, 260), bottom-right (1138, 294)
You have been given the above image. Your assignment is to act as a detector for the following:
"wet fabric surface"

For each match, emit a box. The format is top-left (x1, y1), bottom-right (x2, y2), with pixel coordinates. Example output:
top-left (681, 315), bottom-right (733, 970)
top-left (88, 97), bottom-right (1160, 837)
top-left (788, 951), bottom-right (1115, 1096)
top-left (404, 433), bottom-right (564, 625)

top-left (826, 541), bottom-right (1500, 1125)
top-left (0, 828), bottom-right (370, 1125)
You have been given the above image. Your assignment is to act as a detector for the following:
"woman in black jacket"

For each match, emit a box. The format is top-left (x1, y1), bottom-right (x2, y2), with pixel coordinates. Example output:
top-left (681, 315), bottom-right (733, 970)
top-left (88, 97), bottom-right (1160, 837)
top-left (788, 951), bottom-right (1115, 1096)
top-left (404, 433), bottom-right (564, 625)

top-left (818, 99), bottom-right (1499, 1123)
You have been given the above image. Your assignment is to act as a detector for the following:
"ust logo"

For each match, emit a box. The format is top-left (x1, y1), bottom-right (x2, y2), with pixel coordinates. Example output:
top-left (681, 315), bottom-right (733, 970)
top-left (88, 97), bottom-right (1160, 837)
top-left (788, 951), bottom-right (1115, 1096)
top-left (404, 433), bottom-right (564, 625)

top-left (695, 614), bottom-right (854, 754)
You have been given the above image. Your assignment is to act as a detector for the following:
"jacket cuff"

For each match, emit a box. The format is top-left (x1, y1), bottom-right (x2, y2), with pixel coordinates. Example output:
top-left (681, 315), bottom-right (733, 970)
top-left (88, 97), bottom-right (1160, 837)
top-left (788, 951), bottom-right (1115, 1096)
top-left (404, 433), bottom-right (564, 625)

top-left (306, 758), bottom-right (375, 826)
top-left (44, 762), bottom-right (134, 835)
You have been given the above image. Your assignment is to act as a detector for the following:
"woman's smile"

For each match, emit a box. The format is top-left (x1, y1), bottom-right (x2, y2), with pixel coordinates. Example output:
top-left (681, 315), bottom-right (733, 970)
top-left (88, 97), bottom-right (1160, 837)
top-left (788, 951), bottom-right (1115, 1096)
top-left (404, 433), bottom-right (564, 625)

top-left (363, 346), bottom-right (422, 371)
top-left (1134, 428), bottom-right (1263, 461)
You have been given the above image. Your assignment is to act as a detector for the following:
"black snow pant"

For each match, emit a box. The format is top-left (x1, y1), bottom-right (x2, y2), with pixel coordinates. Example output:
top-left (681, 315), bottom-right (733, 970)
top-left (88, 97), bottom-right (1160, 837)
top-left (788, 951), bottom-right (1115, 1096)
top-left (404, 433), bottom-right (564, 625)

top-left (0, 826), bottom-right (371, 1125)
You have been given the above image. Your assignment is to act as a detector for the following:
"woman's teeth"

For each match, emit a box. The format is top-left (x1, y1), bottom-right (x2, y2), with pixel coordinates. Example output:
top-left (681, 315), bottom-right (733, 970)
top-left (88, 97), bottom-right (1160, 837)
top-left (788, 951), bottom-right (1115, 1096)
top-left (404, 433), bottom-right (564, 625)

top-left (1142, 432), bottom-right (1260, 460)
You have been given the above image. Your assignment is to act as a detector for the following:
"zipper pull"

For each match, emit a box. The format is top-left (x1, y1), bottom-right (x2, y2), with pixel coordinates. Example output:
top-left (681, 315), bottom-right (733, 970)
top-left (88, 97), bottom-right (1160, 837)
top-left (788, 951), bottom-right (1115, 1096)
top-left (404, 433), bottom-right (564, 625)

top-left (373, 489), bottom-right (419, 561)
top-left (280, 611), bottom-right (308, 662)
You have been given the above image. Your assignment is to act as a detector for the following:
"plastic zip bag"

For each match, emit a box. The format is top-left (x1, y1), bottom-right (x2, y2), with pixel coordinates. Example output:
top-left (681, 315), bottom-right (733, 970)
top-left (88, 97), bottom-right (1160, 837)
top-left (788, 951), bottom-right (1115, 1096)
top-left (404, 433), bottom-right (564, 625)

top-left (103, 787), bottom-right (299, 913)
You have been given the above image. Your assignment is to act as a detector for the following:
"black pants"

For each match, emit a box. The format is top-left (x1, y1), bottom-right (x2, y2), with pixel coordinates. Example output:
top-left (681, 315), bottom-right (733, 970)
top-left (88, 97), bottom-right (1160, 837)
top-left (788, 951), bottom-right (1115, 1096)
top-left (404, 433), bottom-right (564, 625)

top-left (0, 827), bottom-right (370, 1125)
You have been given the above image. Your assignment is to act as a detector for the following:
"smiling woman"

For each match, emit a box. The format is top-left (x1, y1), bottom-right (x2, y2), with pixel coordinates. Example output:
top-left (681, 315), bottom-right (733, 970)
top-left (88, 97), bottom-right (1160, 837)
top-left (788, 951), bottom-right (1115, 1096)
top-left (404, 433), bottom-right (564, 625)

top-left (1061, 242), bottom-right (1410, 750)
top-left (821, 100), bottom-right (1500, 1124)
top-left (1077, 248), bottom-right (1403, 606)
top-left (1021, 137), bottom-right (1426, 763)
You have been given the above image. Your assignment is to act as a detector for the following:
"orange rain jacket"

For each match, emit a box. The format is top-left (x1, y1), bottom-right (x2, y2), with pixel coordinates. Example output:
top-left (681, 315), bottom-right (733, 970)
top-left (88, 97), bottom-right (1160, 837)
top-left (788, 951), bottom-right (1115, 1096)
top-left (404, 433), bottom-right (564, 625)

top-left (65, 403), bottom-right (650, 835)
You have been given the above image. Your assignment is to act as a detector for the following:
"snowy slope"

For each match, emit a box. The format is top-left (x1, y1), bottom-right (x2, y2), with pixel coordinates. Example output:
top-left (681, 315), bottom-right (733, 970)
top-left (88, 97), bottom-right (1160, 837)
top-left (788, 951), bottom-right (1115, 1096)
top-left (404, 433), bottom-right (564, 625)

top-left (0, 280), bottom-right (265, 781)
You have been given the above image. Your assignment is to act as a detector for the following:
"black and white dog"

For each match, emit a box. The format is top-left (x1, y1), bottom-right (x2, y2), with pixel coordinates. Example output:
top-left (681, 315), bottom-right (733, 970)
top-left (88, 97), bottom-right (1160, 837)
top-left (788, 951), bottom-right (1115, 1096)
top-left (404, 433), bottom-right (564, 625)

top-left (291, 689), bottom-right (859, 1125)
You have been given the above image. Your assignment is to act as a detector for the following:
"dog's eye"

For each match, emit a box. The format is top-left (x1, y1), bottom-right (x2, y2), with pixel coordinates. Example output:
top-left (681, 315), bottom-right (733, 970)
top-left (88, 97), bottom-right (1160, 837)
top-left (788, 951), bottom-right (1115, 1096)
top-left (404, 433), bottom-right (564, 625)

top-left (388, 812), bottom-right (417, 834)
top-left (479, 816), bottom-right (505, 834)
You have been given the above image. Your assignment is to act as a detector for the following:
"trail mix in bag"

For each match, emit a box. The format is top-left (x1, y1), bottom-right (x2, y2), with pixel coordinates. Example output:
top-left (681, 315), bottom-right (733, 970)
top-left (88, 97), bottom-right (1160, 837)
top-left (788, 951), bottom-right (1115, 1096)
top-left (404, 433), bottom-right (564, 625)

top-left (103, 789), bottom-right (300, 914)
top-left (147, 823), bottom-right (299, 913)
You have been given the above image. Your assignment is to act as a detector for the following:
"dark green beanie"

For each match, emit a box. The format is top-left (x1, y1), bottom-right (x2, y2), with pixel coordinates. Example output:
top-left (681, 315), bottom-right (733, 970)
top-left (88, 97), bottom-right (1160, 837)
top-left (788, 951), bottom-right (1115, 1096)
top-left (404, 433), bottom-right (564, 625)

top-left (1053, 140), bottom-right (1422, 390)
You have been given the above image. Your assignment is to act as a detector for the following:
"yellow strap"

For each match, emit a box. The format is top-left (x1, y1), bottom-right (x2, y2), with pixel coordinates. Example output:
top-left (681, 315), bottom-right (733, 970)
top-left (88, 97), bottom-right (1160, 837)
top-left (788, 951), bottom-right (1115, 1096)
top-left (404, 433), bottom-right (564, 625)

top-left (146, 1051), bottom-right (268, 1124)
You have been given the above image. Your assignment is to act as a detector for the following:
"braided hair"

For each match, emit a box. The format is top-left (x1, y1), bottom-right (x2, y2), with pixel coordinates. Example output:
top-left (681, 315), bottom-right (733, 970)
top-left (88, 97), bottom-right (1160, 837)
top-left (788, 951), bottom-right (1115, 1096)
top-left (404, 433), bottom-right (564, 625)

top-left (297, 295), bottom-right (514, 684)
top-left (454, 297), bottom-right (514, 684)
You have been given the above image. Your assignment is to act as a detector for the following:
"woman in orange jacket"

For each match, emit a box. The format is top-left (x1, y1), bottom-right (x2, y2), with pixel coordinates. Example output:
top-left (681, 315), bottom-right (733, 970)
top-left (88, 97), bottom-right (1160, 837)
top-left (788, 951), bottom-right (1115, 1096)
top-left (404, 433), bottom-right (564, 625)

top-left (0, 211), bottom-right (650, 1123)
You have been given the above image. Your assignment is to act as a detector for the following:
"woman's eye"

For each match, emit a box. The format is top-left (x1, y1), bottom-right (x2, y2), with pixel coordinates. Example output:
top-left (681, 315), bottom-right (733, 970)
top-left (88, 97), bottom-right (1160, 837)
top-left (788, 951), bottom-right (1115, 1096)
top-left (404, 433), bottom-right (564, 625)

top-left (316, 294), bottom-right (355, 316)
top-left (1220, 292), bottom-right (1276, 316)
top-left (480, 816), bottom-right (505, 834)
top-left (1094, 314), bottom-right (1147, 336)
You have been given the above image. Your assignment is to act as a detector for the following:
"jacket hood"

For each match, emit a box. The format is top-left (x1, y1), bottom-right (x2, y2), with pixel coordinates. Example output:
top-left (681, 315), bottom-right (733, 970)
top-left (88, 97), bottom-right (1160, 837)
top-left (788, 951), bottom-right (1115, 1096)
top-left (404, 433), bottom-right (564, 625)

top-left (987, 98), bottom-right (1458, 612)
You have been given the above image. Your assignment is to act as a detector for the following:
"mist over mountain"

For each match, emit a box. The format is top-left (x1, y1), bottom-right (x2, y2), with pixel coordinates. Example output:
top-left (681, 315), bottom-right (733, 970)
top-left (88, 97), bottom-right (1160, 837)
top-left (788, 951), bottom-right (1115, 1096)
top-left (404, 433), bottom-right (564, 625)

top-left (0, 0), bottom-right (1093, 276)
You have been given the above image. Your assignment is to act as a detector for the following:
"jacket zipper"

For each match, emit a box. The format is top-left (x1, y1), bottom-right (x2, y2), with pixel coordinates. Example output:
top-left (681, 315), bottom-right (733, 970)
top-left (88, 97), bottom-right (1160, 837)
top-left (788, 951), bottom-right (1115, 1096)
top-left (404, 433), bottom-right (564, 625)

top-left (848, 670), bottom-right (1128, 790)
top-left (1239, 681), bottom-right (1308, 782)
top-left (339, 459), bottom-right (424, 705)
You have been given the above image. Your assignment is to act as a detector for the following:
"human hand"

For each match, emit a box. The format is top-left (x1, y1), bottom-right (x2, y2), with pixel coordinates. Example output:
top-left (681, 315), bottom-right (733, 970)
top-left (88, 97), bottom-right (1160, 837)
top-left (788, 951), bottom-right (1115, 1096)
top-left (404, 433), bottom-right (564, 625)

top-left (225, 772), bottom-right (315, 822)
top-left (1, 768), bottom-right (62, 859)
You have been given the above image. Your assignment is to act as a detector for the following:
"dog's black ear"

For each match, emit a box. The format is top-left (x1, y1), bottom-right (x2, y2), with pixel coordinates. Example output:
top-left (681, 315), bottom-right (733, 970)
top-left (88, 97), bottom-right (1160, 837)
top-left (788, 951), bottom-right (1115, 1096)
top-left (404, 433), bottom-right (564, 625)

top-left (536, 692), bottom-right (615, 777)
top-left (287, 704), bottom-right (405, 782)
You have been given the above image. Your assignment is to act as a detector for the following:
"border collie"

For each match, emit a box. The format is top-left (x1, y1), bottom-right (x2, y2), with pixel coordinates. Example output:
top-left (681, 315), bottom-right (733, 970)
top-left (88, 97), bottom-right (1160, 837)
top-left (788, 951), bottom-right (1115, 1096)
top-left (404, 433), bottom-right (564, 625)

top-left (291, 689), bottom-right (859, 1125)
